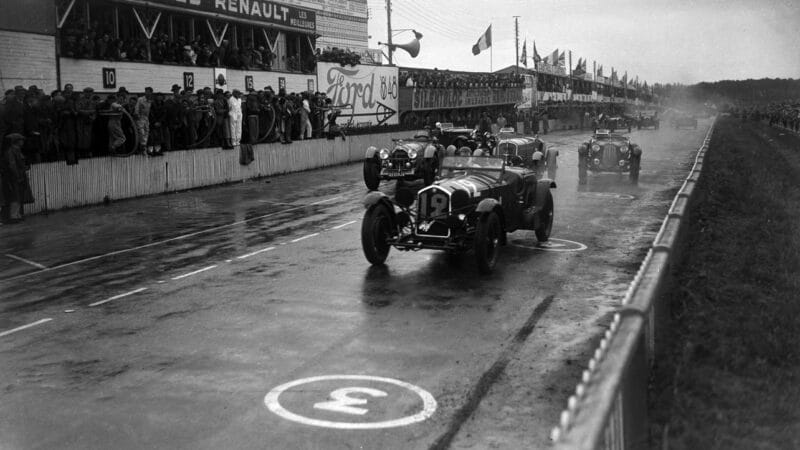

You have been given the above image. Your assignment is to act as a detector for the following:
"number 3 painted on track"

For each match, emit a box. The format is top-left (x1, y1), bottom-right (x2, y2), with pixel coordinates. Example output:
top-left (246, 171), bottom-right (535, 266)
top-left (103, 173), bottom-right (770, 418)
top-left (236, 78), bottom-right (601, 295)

top-left (313, 387), bottom-right (388, 416)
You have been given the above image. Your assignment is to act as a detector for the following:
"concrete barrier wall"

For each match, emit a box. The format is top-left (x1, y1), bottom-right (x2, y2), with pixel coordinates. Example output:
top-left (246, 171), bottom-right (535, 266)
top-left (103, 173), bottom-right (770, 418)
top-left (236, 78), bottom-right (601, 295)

top-left (23, 131), bottom-right (415, 215)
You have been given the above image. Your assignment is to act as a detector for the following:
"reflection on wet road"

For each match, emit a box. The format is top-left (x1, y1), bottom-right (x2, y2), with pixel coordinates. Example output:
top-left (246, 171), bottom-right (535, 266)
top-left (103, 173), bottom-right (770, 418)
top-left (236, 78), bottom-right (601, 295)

top-left (0, 124), bottom-right (710, 449)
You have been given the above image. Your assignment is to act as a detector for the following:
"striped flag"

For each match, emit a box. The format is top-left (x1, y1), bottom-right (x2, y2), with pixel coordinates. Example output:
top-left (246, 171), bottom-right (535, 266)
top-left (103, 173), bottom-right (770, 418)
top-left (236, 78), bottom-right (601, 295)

top-left (472, 25), bottom-right (492, 55)
top-left (520, 40), bottom-right (527, 66)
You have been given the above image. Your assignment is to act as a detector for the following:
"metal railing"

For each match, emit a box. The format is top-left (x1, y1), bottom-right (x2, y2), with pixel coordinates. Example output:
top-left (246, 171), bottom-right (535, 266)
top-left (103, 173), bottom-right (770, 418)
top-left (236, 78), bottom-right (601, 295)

top-left (550, 118), bottom-right (717, 449)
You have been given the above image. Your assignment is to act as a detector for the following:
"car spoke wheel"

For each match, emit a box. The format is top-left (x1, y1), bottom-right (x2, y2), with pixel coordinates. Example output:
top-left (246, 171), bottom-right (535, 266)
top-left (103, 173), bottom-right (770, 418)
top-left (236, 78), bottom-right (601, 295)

top-left (475, 211), bottom-right (502, 274)
top-left (363, 158), bottom-right (380, 190)
top-left (535, 192), bottom-right (554, 242)
top-left (361, 203), bottom-right (393, 265)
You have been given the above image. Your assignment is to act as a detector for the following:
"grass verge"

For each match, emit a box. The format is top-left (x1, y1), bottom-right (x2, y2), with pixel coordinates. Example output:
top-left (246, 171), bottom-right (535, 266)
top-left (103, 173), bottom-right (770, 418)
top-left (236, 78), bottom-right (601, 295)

top-left (648, 117), bottom-right (800, 449)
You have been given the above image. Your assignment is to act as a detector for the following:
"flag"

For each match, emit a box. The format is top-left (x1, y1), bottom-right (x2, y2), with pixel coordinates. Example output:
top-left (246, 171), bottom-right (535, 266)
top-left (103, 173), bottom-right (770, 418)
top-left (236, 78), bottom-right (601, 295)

top-left (621, 72), bottom-right (627, 86)
top-left (472, 25), bottom-right (492, 55)
top-left (558, 50), bottom-right (566, 67)
top-left (533, 41), bottom-right (541, 64)
top-left (520, 40), bottom-right (527, 66)
top-left (611, 68), bottom-right (617, 82)
top-left (550, 48), bottom-right (559, 66)
top-left (597, 65), bottom-right (603, 78)
top-left (574, 57), bottom-right (584, 76)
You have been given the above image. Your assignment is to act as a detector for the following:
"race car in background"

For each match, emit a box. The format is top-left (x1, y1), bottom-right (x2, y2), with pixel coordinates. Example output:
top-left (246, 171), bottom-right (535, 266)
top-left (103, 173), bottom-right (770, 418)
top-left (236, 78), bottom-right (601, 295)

top-left (578, 129), bottom-right (642, 184)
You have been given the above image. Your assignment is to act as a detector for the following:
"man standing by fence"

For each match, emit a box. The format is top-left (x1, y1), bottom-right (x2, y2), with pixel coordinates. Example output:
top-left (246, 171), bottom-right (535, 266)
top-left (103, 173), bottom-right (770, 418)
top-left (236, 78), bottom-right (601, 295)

top-left (228, 89), bottom-right (243, 148)
top-left (135, 87), bottom-right (153, 154)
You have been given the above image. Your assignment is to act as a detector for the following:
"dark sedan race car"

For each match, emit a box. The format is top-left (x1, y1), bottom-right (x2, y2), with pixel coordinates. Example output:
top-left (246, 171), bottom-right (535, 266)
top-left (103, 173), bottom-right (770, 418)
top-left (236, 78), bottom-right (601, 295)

top-left (363, 131), bottom-right (444, 190)
top-left (360, 155), bottom-right (556, 274)
top-left (578, 129), bottom-right (642, 184)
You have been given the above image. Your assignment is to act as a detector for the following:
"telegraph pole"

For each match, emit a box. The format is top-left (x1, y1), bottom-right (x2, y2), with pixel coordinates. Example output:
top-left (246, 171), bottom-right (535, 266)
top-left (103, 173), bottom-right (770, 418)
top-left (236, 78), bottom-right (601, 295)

top-left (513, 16), bottom-right (520, 75)
top-left (386, 0), bottom-right (393, 65)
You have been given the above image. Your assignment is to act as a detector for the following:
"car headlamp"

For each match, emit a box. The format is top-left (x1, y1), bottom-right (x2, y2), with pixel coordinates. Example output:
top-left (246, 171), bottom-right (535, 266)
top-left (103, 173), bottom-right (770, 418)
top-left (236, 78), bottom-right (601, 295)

top-left (379, 148), bottom-right (390, 159)
top-left (592, 144), bottom-right (601, 151)
top-left (408, 148), bottom-right (418, 159)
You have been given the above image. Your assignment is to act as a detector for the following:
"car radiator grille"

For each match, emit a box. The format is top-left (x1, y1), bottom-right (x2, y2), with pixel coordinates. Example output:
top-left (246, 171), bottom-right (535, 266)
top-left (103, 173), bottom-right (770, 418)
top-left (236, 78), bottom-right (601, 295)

top-left (602, 145), bottom-right (618, 167)
top-left (389, 149), bottom-right (409, 167)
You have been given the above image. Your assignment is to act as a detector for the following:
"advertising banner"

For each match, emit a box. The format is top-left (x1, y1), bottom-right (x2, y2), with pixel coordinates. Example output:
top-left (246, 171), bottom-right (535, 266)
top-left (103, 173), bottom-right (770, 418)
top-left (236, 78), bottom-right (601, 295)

top-left (148, 0), bottom-right (315, 32)
top-left (316, 62), bottom-right (399, 126)
top-left (411, 87), bottom-right (523, 111)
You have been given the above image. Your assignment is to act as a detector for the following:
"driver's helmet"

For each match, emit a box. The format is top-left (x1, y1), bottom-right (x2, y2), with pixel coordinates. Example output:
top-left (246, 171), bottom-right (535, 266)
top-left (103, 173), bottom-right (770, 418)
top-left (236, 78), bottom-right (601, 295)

top-left (446, 145), bottom-right (457, 156)
top-left (435, 121), bottom-right (442, 129)
top-left (457, 146), bottom-right (472, 156)
top-left (532, 150), bottom-right (544, 161)
top-left (473, 148), bottom-right (485, 157)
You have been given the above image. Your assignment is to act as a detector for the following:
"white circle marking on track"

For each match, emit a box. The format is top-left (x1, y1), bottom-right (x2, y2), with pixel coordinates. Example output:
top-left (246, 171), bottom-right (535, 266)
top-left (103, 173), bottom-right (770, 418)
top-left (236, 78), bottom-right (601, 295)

top-left (511, 238), bottom-right (588, 252)
top-left (264, 375), bottom-right (437, 429)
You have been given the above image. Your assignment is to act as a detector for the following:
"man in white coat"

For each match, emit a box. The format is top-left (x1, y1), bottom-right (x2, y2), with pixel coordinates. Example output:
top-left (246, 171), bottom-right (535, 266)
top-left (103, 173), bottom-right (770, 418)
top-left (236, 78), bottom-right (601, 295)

top-left (228, 89), bottom-right (243, 147)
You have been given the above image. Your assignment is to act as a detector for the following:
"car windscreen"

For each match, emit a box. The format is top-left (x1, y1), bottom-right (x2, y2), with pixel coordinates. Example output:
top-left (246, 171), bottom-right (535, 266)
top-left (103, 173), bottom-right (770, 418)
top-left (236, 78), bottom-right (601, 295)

top-left (441, 156), bottom-right (505, 171)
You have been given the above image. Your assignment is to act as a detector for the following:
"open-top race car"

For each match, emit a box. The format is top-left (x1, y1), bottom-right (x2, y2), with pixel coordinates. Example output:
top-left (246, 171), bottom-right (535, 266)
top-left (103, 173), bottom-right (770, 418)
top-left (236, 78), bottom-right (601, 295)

top-left (363, 130), bottom-right (445, 190)
top-left (437, 123), bottom-right (498, 154)
top-left (495, 134), bottom-right (558, 178)
top-left (578, 129), bottom-right (642, 184)
top-left (636, 111), bottom-right (660, 130)
top-left (672, 114), bottom-right (698, 129)
top-left (361, 154), bottom-right (556, 274)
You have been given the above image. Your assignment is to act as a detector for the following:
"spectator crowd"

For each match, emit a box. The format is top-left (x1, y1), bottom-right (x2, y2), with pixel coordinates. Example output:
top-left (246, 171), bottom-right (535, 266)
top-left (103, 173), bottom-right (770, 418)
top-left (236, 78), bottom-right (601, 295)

top-left (400, 69), bottom-right (524, 89)
top-left (0, 84), bottom-right (354, 165)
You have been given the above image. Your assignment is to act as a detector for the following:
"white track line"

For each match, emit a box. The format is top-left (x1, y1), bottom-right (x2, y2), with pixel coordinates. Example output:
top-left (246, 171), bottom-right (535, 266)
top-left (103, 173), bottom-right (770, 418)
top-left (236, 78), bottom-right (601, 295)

top-left (0, 196), bottom-right (343, 283)
top-left (89, 287), bottom-right (148, 307)
top-left (5, 254), bottom-right (47, 269)
top-left (237, 246), bottom-right (276, 259)
top-left (0, 318), bottom-right (53, 338)
top-left (291, 233), bottom-right (319, 243)
top-left (331, 220), bottom-right (357, 230)
top-left (171, 265), bottom-right (218, 280)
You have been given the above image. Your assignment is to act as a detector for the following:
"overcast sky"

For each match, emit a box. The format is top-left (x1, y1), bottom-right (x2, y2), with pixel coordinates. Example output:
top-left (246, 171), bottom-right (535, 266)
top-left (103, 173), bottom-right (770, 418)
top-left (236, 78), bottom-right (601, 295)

top-left (365, 0), bottom-right (800, 85)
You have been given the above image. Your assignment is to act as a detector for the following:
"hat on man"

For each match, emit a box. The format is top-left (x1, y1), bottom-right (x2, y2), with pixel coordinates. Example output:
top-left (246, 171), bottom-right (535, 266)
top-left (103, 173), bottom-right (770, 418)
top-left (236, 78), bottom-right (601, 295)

top-left (83, 87), bottom-right (94, 93)
top-left (14, 85), bottom-right (25, 91)
top-left (118, 86), bottom-right (129, 94)
top-left (171, 84), bottom-right (181, 92)
top-left (6, 133), bottom-right (26, 143)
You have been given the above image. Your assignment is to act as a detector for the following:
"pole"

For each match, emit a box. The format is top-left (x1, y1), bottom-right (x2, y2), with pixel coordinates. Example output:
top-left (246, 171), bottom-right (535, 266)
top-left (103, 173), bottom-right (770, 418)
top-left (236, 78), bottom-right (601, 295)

top-left (386, 0), bottom-right (393, 65)
top-left (514, 16), bottom-right (520, 75)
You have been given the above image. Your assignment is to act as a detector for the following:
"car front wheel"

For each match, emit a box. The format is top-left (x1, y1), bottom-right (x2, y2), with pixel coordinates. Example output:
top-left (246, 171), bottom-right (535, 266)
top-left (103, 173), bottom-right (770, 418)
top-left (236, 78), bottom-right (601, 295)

top-left (474, 211), bottom-right (503, 274)
top-left (535, 191), bottom-right (553, 242)
top-left (363, 158), bottom-right (380, 190)
top-left (361, 203), bottom-right (394, 265)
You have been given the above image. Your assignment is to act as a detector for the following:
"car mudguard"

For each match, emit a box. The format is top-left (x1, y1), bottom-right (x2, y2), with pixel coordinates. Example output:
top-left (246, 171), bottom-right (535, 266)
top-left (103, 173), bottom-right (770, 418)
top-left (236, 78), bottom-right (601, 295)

top-left (476, 198), bottom-right (501, 214)
top-left (363, 191), bottom-right (394, 212)
top-left (365, 145), bottom-right (378, 159)
top-left (578, 143), bottom-right (589, 157)
top-left (631, 145), bottom-right (642, 157)
top-left (424, 144), bottom-right (439, 159)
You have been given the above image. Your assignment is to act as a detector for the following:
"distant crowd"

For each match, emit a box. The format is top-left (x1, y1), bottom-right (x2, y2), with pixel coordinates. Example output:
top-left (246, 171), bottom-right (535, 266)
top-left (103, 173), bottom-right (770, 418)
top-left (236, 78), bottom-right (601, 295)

top-left (763, 101), bottom-right (800, 131)
top-left (401, 70), bottom-right (524, 89)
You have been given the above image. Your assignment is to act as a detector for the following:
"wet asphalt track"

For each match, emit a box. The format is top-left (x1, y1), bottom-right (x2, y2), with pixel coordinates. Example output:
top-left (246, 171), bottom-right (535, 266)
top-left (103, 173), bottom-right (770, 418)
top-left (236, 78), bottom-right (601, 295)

top-left (0, 122), bottom-right (710, 449)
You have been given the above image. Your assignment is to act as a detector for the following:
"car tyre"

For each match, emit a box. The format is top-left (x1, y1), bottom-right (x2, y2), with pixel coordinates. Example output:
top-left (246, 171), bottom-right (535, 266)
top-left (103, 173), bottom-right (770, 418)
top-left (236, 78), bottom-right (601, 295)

top-left (363, 158), bottom-right (380, 191)
top-left (535, 191), bottom-right (554, 242)
top-left (423, 157), bottom-right (438, 186)
top-left (474, 211), bottom-right (502, 274)
top-left (630, 155), bottom-right (640, 184)
top-left (361, 203), bottom-right (394, 265)
top-left (578, 158), bottom-right (587, 185)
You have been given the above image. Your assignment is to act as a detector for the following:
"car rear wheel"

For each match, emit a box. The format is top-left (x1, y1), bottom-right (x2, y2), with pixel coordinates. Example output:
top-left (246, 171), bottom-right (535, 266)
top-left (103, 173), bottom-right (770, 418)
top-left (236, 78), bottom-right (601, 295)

top-left (363, 158), bottom-right (380, 190)
top-left (474, 211), bottom-right (502, 274)
top-left (361, 203), bottom-right (394, 265)
top-left (535, 191), bottom-right (554, 242)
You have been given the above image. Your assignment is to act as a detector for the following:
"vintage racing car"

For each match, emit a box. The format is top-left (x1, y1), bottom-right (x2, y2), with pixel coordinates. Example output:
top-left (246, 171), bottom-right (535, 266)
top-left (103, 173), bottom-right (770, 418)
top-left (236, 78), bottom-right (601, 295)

top-left (361, 155), bottom-right (556, 274)
top-left (495, 134), bottom-right (558, 178)
top-left (363, 131), bottom-right (444, 190)
top-left (600, 116), bottom-right (632, 133)
top-left (672, 114), bottom-right (698, 129)
top-left (436, 123), bottom-right (498, 153)
top-left (636, 111), bottom-right (660, 130)
top-left (578, 129), bottom-right (642, 184)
